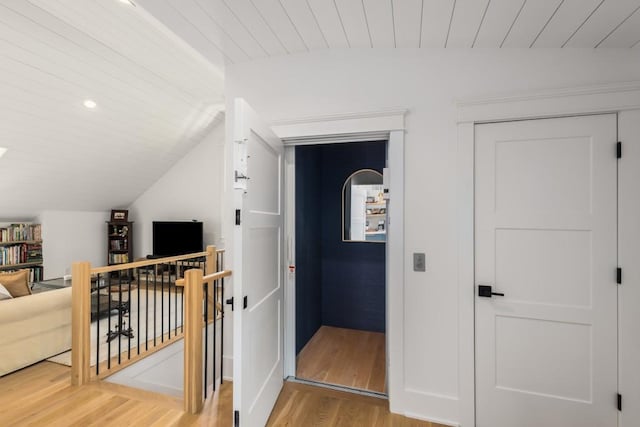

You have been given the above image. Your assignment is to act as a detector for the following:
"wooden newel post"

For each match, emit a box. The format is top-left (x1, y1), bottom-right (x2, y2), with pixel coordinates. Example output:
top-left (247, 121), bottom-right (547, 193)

top-left (206, 245), bottom-right (216, 274)
top-left (206, 245), bottom-right (216, 321)
top-left (184, 268), bottom-right (204, 414)
top-left (71, 261), bottom-right (91, 386)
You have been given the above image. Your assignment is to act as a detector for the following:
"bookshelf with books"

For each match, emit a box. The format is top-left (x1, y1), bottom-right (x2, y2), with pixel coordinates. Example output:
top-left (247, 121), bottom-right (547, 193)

top-left (0, 223), bottom-right (44, 283)
top-left (107, 221), bottom-right (133, 267)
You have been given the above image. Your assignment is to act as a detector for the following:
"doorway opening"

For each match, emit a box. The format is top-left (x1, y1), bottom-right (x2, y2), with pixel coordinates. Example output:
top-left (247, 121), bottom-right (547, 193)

top-left (293, 141), bottom-right (387, 395)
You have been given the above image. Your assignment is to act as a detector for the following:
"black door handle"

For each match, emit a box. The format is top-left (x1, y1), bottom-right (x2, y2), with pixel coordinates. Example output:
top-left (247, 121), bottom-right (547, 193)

top-left (478, 285), bottom-right (505, 298)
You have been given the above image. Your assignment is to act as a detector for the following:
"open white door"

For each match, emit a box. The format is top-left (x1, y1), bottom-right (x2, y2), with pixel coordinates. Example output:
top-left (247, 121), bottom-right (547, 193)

top-left (232, 98), bottom-right (284, 427)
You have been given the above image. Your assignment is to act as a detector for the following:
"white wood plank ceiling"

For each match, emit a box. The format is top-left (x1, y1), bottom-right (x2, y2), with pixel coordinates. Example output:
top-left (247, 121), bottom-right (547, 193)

top-left (137, 0), bottom-right (640, 68)
top-left (1, 0), bottom-right (638, 219)
top-left (0, 0), bottom-right (224, 219)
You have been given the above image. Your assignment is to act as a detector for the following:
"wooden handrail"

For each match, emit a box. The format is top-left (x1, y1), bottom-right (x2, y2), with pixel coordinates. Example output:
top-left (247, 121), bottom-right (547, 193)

top-left (90, 251), bottom-right (216, 274)
top-left (175, 270), bottom-right (232, 287)
top-left (72, 244), bottom-right (229, 412)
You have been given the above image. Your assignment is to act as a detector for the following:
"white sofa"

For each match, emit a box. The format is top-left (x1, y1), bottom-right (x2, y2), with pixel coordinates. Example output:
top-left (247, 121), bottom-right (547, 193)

top-left (0, 287), bottom-right (72, 376)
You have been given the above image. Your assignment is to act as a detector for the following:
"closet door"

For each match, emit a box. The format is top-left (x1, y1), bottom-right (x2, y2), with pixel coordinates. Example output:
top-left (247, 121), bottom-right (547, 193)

top-left (475, 114), bottom-right (618, 427)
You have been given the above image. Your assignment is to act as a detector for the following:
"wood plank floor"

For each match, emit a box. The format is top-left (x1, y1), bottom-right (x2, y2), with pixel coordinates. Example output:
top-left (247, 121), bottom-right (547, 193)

top-left (0, 361), bottom-right (444, 426)
top-left (267, 382), bottom-right (443, 427)
top-left (0, 362), bottom-right (230, 426)
top-left (296, 326), bottom-right (386, 393)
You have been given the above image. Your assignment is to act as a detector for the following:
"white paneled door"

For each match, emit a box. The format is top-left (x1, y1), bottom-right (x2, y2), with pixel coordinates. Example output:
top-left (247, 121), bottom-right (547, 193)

top-left (232, 99), bottom-right (284, 427)
top-left (475, 115), bottom-right (618, 427)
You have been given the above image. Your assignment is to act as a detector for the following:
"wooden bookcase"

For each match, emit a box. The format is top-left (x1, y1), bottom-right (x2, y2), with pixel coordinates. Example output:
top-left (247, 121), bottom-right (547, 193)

top-left (0, 223), bottom-right (43, 283)
top-left (107, 221), bottom-right (133, 267)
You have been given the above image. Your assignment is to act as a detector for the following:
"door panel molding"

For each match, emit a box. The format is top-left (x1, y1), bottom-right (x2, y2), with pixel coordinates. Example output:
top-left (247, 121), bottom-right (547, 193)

top-left (475, 115), bottom-right (617, 427)
top-left (457, 83), bottom-right (640, 427)
top-left (232, 98), bottom-right (285, 427)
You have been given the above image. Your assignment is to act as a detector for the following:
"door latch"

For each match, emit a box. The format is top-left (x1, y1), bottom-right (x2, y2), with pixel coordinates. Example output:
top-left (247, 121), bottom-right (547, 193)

top-left (478, 285), bottom-right (505, 298)
top-left (235, 170), bottom-right (250, 182)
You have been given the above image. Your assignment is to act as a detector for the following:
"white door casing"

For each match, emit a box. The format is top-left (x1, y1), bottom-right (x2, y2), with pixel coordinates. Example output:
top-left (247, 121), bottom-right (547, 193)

top-left (276, 114), bottom-right (405, 399)
top-left (475, 115), bottom-right (618, 427)
top-left (618, 109), bottom-right (640, 426)
top-left (232, 98), bottom-right (284, 427)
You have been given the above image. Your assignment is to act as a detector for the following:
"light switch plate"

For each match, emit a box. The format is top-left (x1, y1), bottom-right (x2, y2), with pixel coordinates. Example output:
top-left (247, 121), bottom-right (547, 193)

top-left (413, 253), bottom-right (426, 272)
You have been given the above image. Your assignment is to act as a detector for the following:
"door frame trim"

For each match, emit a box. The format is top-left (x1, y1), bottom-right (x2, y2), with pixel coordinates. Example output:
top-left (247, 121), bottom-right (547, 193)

top-left (456, 80), bottom-right (640, 427)
top-left (274, 110), bottom-right (405, 409)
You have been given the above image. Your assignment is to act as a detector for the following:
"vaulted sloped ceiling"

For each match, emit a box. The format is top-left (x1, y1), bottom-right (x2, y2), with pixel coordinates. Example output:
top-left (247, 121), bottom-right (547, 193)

top-left (2, 1), bottom-right (638, 220)
top-left (136, 0), bottom-right (640, 69)
top-left (0, 0), bottom-right (224, 220)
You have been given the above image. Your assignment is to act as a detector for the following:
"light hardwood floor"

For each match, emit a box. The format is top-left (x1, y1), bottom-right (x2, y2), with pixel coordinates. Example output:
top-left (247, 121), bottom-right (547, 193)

top-left (0, 362), bottom-right (230, 426)
top-left (296, 326), bottom-right (386, 393)
top-left (0, 361), bottom-right (444, 426)
top-left (267, 381), bottom-right (442, 426)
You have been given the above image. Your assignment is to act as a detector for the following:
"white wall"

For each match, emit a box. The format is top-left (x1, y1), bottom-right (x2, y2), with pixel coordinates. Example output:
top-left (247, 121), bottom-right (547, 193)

top-left (619, 109), bottom-right (640, 426)
top-left (106, 323), bottom-right (226, 397)
top-left (38, 210), bottom-right (109, 278)
top-left (128, 121), bottom-right (225, 259)
top-left (127, 120), bottom-right (232, 375)
top-left (224, 49), bottom-right (640, 425)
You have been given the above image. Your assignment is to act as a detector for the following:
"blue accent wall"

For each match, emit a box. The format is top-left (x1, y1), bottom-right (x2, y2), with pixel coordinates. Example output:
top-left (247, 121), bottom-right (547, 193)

top-left (295, 145), bottom-right (323, 354)
top-left (296, 142), bottom-right (386, 354)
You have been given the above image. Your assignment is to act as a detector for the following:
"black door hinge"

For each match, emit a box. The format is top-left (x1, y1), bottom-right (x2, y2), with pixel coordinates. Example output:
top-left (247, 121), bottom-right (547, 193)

top-left (617, 267), bottom-right (622, 285)
top-left (235, 209), bottom-right (241, 225)
top-left (226, 297), bottom-right (234, 311)
top-left (243, 295), bottom-right (248, 309)
top-left (234, 410), bottom-right (240, 426)
top-left (618, 393), bottom-right (622, 411)
top-left (617, 142), bottom-right (622, 159)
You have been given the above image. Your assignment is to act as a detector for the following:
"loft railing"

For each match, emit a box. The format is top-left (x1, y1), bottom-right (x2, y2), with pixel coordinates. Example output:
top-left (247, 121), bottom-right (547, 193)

top-left (177, 267), bottom-right (232, 413)
top-left (71, 246), bottom-right (227, 386)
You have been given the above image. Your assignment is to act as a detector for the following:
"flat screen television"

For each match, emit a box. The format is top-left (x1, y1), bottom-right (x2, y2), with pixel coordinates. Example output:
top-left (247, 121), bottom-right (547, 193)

top-left (152, 221), bottom-right (203, 256)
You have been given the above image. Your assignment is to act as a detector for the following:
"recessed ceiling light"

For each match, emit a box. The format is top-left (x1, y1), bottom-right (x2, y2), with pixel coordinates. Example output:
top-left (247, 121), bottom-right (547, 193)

top-left (83, 99), bottom-right (97, 109)
top-left (0, 148), bottom-right (7, 159)
top-left (118, 0), bottom-right (135, 6)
